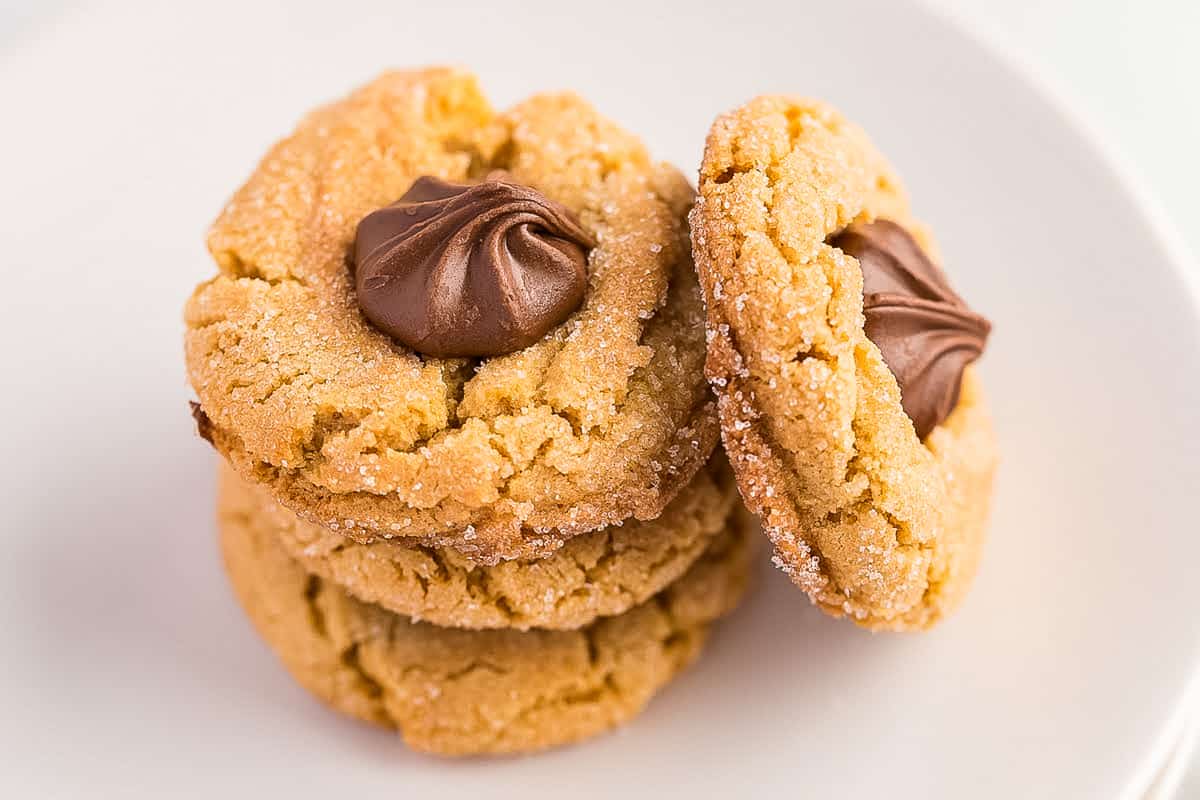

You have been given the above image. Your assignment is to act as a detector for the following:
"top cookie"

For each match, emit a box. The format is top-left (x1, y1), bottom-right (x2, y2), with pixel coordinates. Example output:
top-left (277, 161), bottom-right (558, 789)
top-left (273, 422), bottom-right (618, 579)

top-left (186, 69), bottom-right (717, 563)
top-left (690, 96), bottom-right (997, 630)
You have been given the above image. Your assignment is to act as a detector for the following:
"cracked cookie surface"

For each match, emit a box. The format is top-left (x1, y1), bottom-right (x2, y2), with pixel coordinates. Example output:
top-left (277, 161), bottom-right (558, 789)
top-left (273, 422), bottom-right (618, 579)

top-left (690, 96), bottom-right (997, 631)
top-left (218, 453), bottom-right (737, 630)
top-left (186, 68), bottom-right (716, 563)
top-left (219, 485), bottom-right (753, 756)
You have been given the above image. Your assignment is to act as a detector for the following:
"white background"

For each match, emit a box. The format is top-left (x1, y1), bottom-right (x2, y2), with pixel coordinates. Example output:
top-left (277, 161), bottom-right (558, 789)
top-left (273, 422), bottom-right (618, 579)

top-left (927, 0), bottom-right (1200, 262)
top-left (1, 0), bottom-right (1196, 259)
top-left (1, 0), bottom-right (1196, 795)
top-left (5, 0), bottom-right (1193, 261)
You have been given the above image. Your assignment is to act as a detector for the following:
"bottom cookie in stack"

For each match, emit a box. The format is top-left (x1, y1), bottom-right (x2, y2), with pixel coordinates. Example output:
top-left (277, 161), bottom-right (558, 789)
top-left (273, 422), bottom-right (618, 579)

top-left (217, 457), bottom-right (752, 756)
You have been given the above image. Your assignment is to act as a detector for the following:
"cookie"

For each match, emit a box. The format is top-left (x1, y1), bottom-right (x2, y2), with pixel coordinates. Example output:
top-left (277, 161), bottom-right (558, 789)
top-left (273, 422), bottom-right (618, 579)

top-left (218, 453), bottom-right (737, 630)
top-left (219, 487), bottom-right (753, 756)
top-left (186, 67), bottom-right (717, 563)
top-left (690, 96), bottom-right (997, 631)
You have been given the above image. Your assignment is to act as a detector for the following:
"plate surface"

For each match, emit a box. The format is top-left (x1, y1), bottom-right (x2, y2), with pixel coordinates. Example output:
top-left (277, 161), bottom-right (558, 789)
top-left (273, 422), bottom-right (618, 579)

top-left (1, 0), bottom-right (1198, 797)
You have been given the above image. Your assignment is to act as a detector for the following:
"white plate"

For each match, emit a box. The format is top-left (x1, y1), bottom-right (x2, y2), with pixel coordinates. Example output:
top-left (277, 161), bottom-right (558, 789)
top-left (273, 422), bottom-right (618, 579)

top-left (2, 1), bottom-right (1198, 797)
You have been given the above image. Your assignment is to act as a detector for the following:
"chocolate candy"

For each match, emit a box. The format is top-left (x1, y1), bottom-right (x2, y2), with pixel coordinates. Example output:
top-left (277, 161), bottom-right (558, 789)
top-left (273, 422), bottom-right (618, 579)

top-left (354, 175), bottom-right (593, 358)
top-left (831, 220), bottom-right (991, 438)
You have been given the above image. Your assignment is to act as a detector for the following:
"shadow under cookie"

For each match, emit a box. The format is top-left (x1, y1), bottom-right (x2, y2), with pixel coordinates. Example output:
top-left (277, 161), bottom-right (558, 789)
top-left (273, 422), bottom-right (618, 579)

top-left (218, 494), bottom-right (753, 756)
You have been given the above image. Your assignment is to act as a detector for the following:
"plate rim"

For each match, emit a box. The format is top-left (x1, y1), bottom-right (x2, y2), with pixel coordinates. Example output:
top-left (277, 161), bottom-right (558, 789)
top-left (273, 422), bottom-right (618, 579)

top-left (3, 0), bottom-right (1200, 795)
top-left (915, 2), bottom-right (1200, 796)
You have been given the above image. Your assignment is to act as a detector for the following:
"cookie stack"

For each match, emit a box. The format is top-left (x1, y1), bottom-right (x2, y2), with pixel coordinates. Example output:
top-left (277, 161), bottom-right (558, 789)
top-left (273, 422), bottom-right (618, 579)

top-left (186, 69), bottom-right (751, 756)
top-left (189, 65), bottom-right (1002, 756)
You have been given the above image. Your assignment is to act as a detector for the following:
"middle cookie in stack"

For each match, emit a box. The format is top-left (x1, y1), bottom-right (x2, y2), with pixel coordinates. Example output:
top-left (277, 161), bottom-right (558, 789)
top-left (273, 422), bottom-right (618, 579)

top-left (187, 69), bottom-right (752, 756)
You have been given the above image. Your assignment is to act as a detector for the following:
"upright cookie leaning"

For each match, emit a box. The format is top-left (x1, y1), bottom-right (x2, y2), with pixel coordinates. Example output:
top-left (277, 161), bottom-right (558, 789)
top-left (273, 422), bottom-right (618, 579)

top-left (691, 96), bottom-right (997, 631)
top-left (185, 68), bottom-right (716, 563)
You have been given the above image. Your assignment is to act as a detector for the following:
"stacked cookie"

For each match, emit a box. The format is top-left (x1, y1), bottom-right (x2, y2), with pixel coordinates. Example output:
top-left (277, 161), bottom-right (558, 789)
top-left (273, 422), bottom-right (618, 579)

top-left (186, 69), bottom-right (751, 755)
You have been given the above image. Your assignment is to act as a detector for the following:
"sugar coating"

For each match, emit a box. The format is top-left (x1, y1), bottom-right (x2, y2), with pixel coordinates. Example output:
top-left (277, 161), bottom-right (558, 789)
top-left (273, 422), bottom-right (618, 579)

top-left (218, 486), bottom-right (753, 757)
top-left (217, 454), bottom-right (737, 631)
top-left (690, 96), bottom-right (998, 631)
top-left (185, 68), bottom-right (716, 562)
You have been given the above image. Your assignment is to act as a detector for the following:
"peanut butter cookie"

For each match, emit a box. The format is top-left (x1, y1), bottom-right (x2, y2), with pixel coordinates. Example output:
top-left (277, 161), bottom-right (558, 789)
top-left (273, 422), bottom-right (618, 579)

top-left (690, 96), bottom-right (997, 631)
top-left (218, 454), bottom-right (737, 631)
top-left (219, 488), bottom-right (753, 756)
top-left (186, 68), bottom-right (716, 563)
